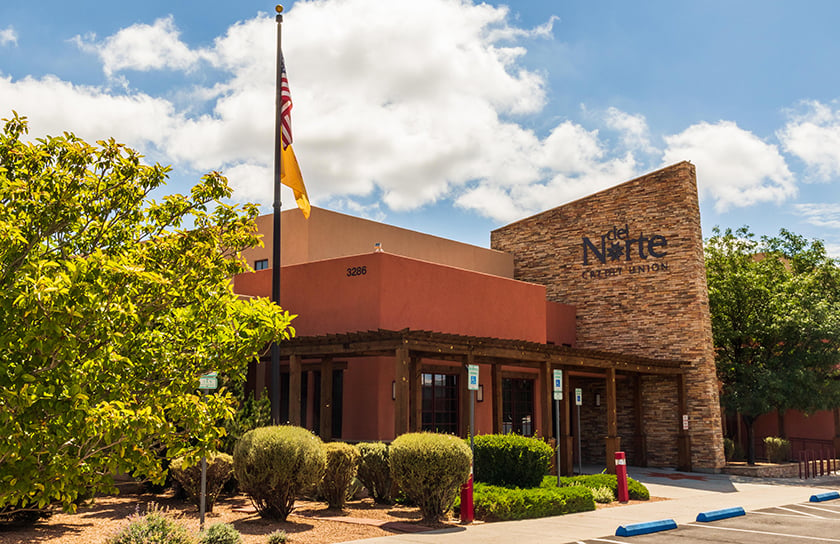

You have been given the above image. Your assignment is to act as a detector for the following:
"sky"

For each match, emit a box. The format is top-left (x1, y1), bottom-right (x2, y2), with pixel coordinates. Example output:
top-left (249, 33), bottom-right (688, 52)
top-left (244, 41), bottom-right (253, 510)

top-left (2, 0), bottom-right (840, 253)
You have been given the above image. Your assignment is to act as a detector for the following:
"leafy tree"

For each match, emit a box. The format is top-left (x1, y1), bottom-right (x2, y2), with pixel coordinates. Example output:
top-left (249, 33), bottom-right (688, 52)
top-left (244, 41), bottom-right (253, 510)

top-left (706, 226), bottom-right (840, 464)
top-left (0, 113), bottom-right (293, 516)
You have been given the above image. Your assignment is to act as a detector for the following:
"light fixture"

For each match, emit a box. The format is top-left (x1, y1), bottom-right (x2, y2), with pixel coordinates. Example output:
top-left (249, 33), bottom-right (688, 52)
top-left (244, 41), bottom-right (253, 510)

top-left (391, 380), bottom-right (396, 400)
top-left (595, 393), bottom-right (601, 406)
top-left (477, 384), bottom-right (484, 402)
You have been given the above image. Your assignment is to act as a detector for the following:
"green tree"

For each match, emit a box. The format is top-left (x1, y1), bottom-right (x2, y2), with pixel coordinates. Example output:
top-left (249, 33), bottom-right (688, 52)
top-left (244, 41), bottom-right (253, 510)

top-left (0, 113), bottom-right (293, 516)
top-left (706, 226), bottom-right (840, 464)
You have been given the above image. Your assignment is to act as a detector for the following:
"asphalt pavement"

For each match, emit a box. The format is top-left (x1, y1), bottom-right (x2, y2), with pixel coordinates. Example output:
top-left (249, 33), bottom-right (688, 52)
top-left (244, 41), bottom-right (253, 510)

top-left (340, 465), bottom-right (840, 544)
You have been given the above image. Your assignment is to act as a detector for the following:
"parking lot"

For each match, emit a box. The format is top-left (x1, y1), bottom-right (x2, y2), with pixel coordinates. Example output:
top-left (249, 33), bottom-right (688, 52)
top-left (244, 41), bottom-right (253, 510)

top-left (568, 500), bottom-right (840, 544)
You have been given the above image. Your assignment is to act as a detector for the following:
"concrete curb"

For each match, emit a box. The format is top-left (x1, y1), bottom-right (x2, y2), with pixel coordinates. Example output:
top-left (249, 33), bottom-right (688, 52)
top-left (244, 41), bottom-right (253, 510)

top-left (809, 491), bottom-right (840, 502)
top-left (695, 507), bottom-right (745, 522)
top-left (615, 519), bottom-right (677, 537)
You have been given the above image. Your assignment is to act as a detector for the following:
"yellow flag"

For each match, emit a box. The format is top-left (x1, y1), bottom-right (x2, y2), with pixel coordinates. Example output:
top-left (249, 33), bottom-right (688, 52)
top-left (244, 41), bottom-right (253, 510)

top-left (281, 143), bottom-right (310, 219)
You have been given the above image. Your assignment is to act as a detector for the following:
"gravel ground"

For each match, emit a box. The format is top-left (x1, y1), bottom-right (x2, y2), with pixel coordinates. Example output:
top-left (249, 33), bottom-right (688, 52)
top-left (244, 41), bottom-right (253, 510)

top-left (0, 491), bottom-right (456, 544)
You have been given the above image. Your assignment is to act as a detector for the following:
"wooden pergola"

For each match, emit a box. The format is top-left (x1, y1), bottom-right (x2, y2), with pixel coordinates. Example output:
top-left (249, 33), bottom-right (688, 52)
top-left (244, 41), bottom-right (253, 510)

top-left (261, 328), bottom-right (692, 474)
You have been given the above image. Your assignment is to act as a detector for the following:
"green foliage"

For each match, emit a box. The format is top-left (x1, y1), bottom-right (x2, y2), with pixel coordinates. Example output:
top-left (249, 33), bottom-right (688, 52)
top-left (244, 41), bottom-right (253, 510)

top-left (321, 442), bottom-right (360, 509)
top-left (0, 113), bottom-right (295, 516)
top-left (220, 385), bottom-right (272, 455)
top-left (706, 226), bottom-right (840, 463)
top-left (472, 434), bottom-right (553, 488)
top-left (199, 523), bottom-right (242, 544)
top-left (590, 486), bottom-right (613, 504)
top-left (468, 482), bottom-right (594, 521)
top-left (551, 474), bottom-right (649, 501)
top-left (356, 442), bottom-right (394, 504)
top-left (266, 530), bottom-right (288, 544)
top-left (170, 453), bottom-right (234, 512)
top-left (233, 426), bottom-right (325, 520)
top-left (389, 432), bottom-right (471, 522)
top-left (723, 437), bottom-right (745, 462)
top-left (764, 437), bottom-right (792, 463)
top-left (107, 504), bottom-right (196, 544)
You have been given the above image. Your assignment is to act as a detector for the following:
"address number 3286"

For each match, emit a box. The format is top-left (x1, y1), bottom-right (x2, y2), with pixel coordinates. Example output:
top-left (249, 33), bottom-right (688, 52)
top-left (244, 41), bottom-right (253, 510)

top-left (346, 266), bottom-right (367, 277)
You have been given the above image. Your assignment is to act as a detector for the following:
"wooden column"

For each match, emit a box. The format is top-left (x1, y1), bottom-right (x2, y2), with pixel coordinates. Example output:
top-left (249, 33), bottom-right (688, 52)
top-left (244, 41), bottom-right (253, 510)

top-left (559, 367), bottom-right (573, 476)
top-left (492, 363), bottom-right (503, 433)
top-left (540, 361), bottom-right (553, 440)
top-left (319, 357), bottom-right (333, 441)
top-left (677, 373), bottom-right (692, 471)
top-left (633, 373), bottom-right (648, 467)
top-left (459, 356), bottom-right (471, 438)
top-left (394, 347), bottom-right (410, 437)
top-left (605, 367), bottom-right (620, 474)
top-left (410, 356), bottom-right (422, 432)
top-left (289, 354), bottom-right (301, 426)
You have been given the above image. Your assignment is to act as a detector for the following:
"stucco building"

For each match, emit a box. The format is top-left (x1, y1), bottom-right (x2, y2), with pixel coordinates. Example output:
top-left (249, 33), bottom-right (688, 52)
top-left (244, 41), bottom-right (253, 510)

top-left (234, 161), bottom-right (726, 473)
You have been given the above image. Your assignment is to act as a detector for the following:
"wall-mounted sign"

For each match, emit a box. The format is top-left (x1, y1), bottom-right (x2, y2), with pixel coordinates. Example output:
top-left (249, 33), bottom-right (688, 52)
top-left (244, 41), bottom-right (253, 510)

top-left (682, 414), bottom-right (689, 430)
top-left (467, 364), bottom-right (479, 391)
top-left (581, 224), bottom-right (670, 279)
top-left (552, 369), bottom-right (563, 400)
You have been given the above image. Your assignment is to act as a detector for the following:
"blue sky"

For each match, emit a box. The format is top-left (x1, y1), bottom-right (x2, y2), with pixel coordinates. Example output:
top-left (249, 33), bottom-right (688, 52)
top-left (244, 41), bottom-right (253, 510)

top-left (3, 0), bottom-right (840, 252)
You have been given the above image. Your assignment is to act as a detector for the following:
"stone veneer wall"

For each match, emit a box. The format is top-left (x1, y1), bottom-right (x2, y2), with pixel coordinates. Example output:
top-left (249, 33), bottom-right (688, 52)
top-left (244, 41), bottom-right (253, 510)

top-left (491, 162), bottom-right (724, 470)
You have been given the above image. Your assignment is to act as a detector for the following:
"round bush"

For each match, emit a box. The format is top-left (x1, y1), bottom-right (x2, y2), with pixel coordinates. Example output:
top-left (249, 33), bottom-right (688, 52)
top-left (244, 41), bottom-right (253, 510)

top-left (357, 442), bottom-right (394, 504)
top-left (389, 432), bottom-right (471, 522)
top-left (472, 434), bottom-right (553, 488)
top-left (233, 425), bottom-right (325, 520)
top-left (321, 442), bottom-right (360, 509)
top-left (200, 522), bottom-right (242, 544)
top-left (170, 452), bottom-right (234, 512)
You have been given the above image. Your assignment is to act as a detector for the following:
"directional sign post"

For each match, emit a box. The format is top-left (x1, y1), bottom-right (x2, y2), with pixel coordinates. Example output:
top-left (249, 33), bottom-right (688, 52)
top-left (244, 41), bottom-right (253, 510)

top-left (575, 387), bottom-right (583, 475)
top-left (199, 372), bottom-right (218, 391)
top-left (553, 370), bottom-right (563, 485)
top-left (197, 371), bottom-right (217, 532)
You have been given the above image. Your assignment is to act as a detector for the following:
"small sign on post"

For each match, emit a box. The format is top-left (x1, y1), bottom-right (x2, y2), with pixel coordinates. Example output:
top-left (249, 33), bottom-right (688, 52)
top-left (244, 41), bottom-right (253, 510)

top-left (467, 364), bottom-right (479, 391)
top-left (575, 388), bottom-right (583, 406)
top-left (199, 372), bottom-right (218, 391)
top-left (553, 369), bottom-right (563, 400)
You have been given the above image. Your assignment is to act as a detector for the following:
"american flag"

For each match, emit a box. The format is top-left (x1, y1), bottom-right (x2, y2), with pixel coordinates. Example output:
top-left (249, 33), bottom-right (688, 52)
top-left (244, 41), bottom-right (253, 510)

top-left (280, 52), bottom-right (293, 149)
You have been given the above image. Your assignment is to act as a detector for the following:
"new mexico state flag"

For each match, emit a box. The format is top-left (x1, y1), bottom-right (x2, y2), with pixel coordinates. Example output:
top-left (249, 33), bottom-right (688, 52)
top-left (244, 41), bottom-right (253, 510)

top-left (281, 143), bottom-right (310, 219)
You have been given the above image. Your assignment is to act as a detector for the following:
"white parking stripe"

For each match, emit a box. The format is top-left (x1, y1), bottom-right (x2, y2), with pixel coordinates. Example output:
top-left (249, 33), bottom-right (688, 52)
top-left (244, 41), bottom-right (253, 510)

top-left (685, 522), bottom-right (840, 541)
top-left (752, 510), bottom-right (827, 519)
top-left (590, 539), bottom-right (629, 544)
top-left (774, 505), bottom-right (828, 518)
top-left (797, 503), bottom-right (840, 514)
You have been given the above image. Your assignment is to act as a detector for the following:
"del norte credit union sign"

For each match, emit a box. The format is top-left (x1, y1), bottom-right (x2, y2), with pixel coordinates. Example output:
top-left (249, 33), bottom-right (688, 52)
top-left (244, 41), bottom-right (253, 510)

top-left (581, 224), bottom-right (669, 280)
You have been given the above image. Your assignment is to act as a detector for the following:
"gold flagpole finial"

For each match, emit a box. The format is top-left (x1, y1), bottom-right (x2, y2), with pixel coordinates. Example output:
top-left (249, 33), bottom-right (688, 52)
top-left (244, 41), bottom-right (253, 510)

top-left (276, 5), bottom-right (284, 13)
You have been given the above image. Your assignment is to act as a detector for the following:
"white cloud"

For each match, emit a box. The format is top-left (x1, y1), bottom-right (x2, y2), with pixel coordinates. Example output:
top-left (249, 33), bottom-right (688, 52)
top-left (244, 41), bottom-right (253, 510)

top-left (0, 26), bottom-right (17, 47)
top-left (794, 203), bottom-right (840, 230)
top-left (662, 121), bottom-right (795, 211)
top-left (73, 16), bottom-right (207, 77)
top-left (779, 100), bottom-right (840, 181)
top-left (603, 106), bottom-right (657, 154)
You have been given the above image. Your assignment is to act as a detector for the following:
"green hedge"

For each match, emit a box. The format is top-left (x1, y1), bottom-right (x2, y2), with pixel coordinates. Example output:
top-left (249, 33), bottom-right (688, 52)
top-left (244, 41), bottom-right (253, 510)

top-left (170, 453), bottom-right (234, 512)
top-left (550, 474), bottom-right (649, 500)
top-left (472, 434), bottom-right (553, 488)
top-left (467, 482), bottom-right (595, 521)
top-left (356, 442), bottom-right (394, 504)
top-left (390, 432), bottom-right (471, 522)
top-left (321, 442), bottom-right (360, 509)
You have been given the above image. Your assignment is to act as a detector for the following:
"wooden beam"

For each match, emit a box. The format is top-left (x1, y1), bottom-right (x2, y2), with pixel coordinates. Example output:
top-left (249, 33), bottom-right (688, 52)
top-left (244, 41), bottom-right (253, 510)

top-left (559, 367), bottom-right (573, 476)
top-left (605, 367), bottom-right (619, 474)
top-left (633, 373), bottom-right (647, 467)
top-left (459, 356), bottom-right (471, 438)
top-left (540, 361), bottom-right (553, 440)
top-left (394, 347), bottom-right (410, 437)
top-left (319, 358), bottom-right (333, 441)
top-left (492, 363), bottom-right (502, 434)
top-left (677, 374), bottom-right (692, 471)
top-left (289, 354), bottom-right (301, 426)
top-left (410, 356), bottom-right (422, 432)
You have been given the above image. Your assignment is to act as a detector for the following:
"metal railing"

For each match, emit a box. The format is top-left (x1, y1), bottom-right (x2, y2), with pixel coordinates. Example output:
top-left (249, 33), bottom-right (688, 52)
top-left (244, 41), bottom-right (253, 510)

top-left (798, 448), bottom-right (838, 479)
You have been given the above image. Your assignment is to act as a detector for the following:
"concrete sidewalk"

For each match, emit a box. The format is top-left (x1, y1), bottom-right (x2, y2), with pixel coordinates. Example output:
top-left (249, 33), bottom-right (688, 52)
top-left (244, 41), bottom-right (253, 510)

top-left (341, 467), bottom-right (840, 543)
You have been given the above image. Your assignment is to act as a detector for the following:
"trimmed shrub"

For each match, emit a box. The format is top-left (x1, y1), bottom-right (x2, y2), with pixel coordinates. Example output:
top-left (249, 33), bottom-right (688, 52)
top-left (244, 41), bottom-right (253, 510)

top-left (200, 522), bottom-right (242, 544)
top-left (170, 453), bottom-right (234, 512)
top-left (551, 474), bottom-right (649, 501)
top-left (591, 486), bottom-right (613, 504)
top-left (472, 434), bottom-right (553, 488)
top-left (469, 482), bottom-right (594, 521)
top-left (724, 437), bottom-right (735, 461)
top-left (266, 531), bottom-right (288, 544)
top-left (764, 436), bottom-right (792, 463)
top-left (233, 425), bottom-right (326, 521)
top-left (390, 432), bottom-right (471, 522)
top-left (357, 442), bottom-right (394, 504)
top-left (107, 504), bottom-right (195, 544)
top-left (321, 442), bottom-right (360, 509)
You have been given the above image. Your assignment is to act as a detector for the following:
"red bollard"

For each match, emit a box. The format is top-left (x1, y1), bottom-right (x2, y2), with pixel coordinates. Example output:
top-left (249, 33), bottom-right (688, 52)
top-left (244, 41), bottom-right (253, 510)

top-left (459, 473), bottom-right (474, 523)
top-left (615, 451), bottom-right (629, 503)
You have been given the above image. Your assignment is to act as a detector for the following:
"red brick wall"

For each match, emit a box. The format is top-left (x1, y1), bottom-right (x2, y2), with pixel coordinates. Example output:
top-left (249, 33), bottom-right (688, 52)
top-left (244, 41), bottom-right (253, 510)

top-left (491, 162), bottom-right (724, 470)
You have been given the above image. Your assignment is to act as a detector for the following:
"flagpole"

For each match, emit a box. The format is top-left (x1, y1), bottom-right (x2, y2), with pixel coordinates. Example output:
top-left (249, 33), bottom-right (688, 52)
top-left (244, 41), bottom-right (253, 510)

top-left (271, 4), bottom-right (284, 425)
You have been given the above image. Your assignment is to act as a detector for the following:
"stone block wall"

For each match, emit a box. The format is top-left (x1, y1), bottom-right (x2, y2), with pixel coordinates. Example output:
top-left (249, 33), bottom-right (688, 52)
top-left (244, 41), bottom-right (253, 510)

top-left (491, 162), bottom-right (724, 470)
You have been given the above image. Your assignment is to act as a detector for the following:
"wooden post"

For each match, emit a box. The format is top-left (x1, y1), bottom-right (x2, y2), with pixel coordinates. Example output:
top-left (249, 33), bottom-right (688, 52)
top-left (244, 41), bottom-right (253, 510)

top-left (492, 363), bottom-right (503, 434)
top-left (605, 367), bottom-right (620, 474)
top-left (460, 356), bottom-right (471, 438)
top-left (634, 373), bottom-right (648, 467)
top-left (289, 354), bottom-right (301, 426)
top-left (394, 347), bottom-right (410, 437)
top-left (677, 373), bottom-right (692, 471)
top-left (319, 358), bottom-right (333, 441)
top-left (559, 367), bottom-right (573, 476)
top-left (541, 361), bottom-right (553, 440)
top-left (410, 356), bottom-right (422, 432)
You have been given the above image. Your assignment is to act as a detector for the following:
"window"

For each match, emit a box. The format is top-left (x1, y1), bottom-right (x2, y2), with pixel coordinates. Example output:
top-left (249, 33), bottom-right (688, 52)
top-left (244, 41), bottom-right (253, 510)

top-left (421, 373), bottom-right (459, 434)
top-left (502, 378), bottom-right (534, 436)
top-left (254, 259), bottom-right (269, 271)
